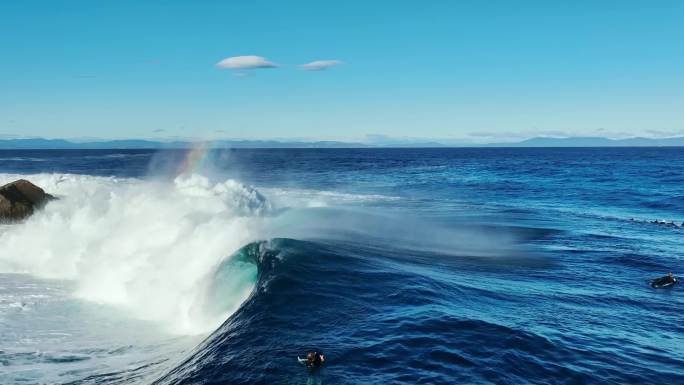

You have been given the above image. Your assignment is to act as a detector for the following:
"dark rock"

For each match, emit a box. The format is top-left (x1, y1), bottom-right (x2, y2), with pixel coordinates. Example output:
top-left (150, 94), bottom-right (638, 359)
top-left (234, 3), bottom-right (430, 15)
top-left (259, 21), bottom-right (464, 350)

top-left (0, 179), bottom-right (55, 222)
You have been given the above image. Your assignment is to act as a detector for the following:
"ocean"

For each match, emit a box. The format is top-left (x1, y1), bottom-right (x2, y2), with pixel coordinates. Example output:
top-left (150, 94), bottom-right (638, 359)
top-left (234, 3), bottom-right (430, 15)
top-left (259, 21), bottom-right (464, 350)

top-left (0, 147), bottom-right (682, 384)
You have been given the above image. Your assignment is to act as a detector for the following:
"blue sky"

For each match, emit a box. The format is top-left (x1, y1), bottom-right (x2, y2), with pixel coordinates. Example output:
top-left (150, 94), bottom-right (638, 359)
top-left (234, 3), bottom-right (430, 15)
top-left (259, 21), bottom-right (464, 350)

top-left (1, 0), bottom-right (683, 142)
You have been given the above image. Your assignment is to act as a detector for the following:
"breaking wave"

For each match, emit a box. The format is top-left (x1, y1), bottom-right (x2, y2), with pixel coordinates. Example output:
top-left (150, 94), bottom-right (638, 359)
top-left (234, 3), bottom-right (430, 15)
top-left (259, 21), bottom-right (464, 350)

top-left (0, 173), bottom-right (268, 335)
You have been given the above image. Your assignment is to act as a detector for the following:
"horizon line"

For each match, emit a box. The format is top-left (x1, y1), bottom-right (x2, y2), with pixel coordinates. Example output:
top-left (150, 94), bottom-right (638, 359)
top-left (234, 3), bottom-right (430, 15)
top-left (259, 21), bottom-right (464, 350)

top-left (2, 136), bottom-right (684, 149)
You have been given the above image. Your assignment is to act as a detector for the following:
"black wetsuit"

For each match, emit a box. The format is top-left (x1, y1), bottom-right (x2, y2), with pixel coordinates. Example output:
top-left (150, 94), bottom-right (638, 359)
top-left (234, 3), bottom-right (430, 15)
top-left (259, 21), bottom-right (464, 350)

top-left (651, 275), bottom-right (676, 288)
top-left (307, 353), bottom-right (324, 369)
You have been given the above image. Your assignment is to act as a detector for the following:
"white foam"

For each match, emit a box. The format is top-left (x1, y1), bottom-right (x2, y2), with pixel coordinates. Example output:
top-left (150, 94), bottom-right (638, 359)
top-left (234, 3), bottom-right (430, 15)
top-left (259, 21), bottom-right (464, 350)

top-left (0, 173), bottom-right (268, 334)
top-left (260, 187), bottom-right (399, 208)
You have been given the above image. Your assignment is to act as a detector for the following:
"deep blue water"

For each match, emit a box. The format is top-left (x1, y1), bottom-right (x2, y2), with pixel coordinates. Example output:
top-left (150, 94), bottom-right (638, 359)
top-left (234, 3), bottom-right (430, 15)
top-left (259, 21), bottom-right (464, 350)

top-left (1, 148), bottom-right (683, 384)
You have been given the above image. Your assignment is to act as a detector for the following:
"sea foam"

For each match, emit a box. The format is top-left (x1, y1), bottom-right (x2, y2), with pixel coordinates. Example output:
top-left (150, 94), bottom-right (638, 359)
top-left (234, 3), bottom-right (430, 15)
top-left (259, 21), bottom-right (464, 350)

top-left (0, 173), bottom-right (267, 334)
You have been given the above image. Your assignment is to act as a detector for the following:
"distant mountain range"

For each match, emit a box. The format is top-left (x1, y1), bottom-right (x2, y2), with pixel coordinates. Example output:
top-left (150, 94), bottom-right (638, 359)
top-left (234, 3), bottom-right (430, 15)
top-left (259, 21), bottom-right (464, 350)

top-left (1, 136), bottom-right (684, 149)
top-left (0, 138), bottom-right (371, 149)
top-left (487, 136), bottom-right (684, 147)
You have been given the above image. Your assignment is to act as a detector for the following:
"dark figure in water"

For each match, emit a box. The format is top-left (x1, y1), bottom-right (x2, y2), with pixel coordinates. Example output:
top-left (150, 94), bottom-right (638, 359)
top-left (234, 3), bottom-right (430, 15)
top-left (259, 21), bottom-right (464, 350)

top-left (651, 272), bottom-right (677, 288)
top-left (306, 351), bottom-right (325, 369)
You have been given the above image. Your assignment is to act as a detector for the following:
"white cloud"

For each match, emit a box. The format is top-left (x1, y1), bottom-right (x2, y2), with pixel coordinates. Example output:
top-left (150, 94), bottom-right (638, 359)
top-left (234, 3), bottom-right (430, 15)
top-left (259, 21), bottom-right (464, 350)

top-left (299, 60), bottom-right (343, 71)
top-left (216, 55), bottom-right (277, 69)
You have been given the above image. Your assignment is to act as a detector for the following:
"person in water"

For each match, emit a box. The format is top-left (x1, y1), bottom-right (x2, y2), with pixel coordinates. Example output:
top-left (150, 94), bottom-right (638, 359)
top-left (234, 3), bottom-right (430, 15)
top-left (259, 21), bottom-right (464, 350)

top-left (652, 272), bottom-right (677, 287)
top-left (306, 351), bottom-right (325, 369)
top-left (665, 272), bottom-right (676, 284)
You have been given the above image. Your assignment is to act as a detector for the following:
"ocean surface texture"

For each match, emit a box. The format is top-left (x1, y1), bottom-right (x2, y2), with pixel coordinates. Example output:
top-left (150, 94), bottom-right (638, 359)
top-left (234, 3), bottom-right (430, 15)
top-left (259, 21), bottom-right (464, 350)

top-left (1, 148), bottom-right (682, 385)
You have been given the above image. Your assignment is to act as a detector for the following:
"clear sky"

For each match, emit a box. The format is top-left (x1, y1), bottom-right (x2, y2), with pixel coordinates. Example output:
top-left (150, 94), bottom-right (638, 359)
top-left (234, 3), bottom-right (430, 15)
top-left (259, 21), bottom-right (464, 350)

top-left (1, 0), bottom-right (683, 142)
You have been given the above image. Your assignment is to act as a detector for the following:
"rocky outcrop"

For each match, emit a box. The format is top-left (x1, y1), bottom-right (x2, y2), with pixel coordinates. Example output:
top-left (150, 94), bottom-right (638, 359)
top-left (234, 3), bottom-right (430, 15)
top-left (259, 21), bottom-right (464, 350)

top-left (0, 179), bottom-right (55, 222)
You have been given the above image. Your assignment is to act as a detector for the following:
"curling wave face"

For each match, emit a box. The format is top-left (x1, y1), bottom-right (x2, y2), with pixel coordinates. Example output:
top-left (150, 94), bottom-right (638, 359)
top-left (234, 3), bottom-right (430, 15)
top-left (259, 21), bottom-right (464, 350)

top-left (0, 173), bottom-right (266, 335)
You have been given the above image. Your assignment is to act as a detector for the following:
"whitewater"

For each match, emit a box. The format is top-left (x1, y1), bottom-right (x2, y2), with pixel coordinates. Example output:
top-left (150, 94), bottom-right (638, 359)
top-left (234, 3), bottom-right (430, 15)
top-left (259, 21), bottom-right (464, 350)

top-left (0, 173), bottom-right (269, 335)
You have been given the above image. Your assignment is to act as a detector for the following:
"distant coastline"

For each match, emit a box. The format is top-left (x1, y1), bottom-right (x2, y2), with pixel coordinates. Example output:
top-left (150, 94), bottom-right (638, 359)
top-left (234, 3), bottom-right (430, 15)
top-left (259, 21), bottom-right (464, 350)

top-left (1, 136), bottom-right (684, 149)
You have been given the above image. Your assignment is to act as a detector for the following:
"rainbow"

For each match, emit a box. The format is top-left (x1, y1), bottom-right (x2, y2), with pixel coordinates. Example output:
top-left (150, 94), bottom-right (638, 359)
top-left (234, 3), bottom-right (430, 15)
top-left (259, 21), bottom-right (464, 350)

top-left (176, 142), bottom-right (212, 176)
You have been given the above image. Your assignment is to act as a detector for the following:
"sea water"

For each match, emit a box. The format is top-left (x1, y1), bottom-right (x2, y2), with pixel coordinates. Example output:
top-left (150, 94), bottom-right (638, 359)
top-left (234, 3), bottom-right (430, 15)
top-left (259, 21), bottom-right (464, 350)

top-left (1, 148), bottom-right (682, 384)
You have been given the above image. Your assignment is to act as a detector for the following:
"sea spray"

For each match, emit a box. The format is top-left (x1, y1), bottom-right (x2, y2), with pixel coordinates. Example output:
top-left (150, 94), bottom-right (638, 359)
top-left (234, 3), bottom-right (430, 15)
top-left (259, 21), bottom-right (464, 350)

top-left (0, 173), bottom-right (267, 334)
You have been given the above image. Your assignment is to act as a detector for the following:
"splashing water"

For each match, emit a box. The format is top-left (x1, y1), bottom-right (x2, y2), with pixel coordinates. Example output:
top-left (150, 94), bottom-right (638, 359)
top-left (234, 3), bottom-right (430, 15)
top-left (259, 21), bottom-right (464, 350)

top-left (0, 173), bottom-right (267, 334)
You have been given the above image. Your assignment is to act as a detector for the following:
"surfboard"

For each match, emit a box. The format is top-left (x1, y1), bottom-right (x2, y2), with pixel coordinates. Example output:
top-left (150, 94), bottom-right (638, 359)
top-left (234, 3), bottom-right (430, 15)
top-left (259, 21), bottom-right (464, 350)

top-left (651, 278), bottom-right (677, 288)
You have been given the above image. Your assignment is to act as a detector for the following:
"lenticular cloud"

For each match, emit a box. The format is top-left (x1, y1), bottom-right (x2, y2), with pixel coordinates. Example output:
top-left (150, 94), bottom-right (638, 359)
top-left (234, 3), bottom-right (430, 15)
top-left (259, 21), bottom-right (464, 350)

top-left (216, 55), bottom-right (277, 69)
top-left (300, 60), bottom-right (343, 71)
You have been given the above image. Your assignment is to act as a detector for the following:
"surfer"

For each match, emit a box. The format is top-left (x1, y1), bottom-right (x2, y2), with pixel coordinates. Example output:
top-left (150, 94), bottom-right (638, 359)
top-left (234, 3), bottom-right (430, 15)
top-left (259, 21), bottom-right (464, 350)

top-left (651, 272), bottom-right (677, 288)
top-left (300, 351), bottom-right (325, 369)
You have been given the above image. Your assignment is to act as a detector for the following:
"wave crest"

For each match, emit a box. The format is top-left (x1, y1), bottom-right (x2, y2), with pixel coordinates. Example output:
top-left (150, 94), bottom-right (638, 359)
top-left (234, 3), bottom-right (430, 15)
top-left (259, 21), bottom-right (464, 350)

top-left (0, 173), bottom-right (266, 334)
